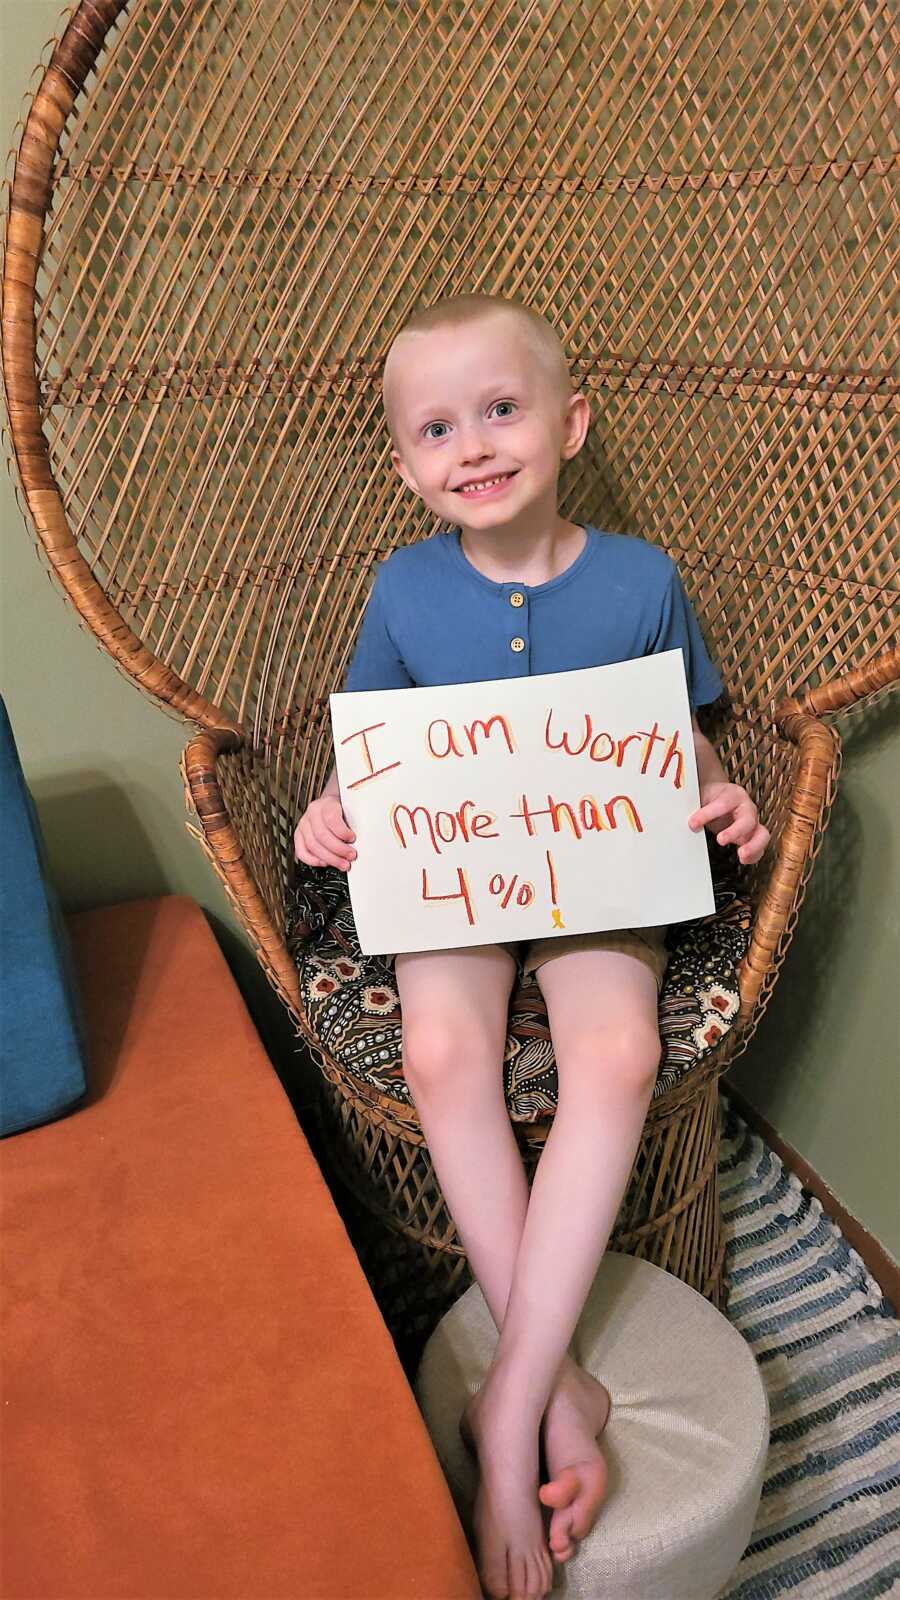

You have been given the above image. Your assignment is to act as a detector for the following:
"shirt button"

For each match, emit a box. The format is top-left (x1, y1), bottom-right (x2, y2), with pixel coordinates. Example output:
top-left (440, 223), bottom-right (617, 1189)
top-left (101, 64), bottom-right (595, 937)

top-left (510, 636), bottom-right (526, 653)
top-left (510, 591), bottom-right (525, 607)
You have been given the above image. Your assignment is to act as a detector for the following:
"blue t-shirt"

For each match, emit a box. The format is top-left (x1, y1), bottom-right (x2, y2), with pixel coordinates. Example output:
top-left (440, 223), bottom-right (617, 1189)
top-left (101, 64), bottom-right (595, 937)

top-left (343, 524), bottom-right (722, 711)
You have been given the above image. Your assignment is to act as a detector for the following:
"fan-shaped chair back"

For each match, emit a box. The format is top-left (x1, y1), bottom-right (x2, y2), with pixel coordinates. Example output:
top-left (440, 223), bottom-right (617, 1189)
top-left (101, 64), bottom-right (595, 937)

top-left (4, 0), bottom-right (898, 941)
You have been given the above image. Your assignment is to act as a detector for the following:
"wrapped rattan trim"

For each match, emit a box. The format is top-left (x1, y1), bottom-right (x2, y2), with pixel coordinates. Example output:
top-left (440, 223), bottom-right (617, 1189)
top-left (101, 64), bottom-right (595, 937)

top-left (800, 643), bottom-right (900, 718)
top-left (41, 354), bottom-right (899, 412)
top-left (739, 706), bottom-right (839, 1017)
top-left (738, 645), bottom-right (900, 1015)
top-left (48, 150), bottom-right (899, 194)
top-left (182, 728), bottom-right (303, 1015)
top-left (1, 0), bottom-right (237, 735)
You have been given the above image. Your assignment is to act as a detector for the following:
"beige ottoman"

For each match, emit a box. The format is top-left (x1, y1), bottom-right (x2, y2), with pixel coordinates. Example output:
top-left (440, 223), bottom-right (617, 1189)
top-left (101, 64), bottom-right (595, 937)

top-left (414, 1252), bottom-right (769, 1599)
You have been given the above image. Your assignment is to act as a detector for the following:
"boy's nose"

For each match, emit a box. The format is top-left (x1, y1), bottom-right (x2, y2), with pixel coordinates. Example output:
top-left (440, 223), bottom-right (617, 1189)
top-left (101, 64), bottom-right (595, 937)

top-left (458, 431), bottom-right (493, 462)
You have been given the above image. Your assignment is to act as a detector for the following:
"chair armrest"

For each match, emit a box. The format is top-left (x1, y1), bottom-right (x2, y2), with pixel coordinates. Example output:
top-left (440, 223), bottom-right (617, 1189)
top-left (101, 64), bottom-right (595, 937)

top-left (181, 729), bottom-right (303, 1021)
top-left (738, 642), bottom-right (900, 1022)
top-left (737, 707), bottom-right (838, 1020)
top-left (796, 643), bottom-right (900, 719)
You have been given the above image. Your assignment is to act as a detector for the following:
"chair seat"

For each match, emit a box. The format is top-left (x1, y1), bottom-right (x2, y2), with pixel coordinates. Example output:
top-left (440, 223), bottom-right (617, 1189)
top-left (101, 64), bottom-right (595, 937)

top-left (285, 840), bottom-right (751, 1118)
top-left (413, 1251), bottom-right (770, 1599)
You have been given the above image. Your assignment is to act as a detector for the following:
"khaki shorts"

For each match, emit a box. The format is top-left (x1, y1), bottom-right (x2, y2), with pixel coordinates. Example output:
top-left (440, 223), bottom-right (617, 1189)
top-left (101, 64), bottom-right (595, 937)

top-left (499, 925), bottom-right (669, 991)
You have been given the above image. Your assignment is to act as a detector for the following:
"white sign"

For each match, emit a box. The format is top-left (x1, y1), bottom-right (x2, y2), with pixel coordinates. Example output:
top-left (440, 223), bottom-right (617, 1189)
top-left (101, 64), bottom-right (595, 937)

top-left (329, 651), bottom-right (714, 956)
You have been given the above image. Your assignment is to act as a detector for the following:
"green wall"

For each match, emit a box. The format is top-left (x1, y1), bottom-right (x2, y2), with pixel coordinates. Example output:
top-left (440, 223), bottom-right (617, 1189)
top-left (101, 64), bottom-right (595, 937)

top-left (0, 510), bottom-right (303, 1076)
top-left (3, 1), bottom-right (897, 1258)
top-left (725, 700), bottom-right (899, 1258)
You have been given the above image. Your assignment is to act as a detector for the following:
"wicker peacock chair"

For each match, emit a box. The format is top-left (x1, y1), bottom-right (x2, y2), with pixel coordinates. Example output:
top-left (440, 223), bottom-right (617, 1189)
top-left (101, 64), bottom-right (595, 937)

top-left (3, 0), bottom-right (897, 1375)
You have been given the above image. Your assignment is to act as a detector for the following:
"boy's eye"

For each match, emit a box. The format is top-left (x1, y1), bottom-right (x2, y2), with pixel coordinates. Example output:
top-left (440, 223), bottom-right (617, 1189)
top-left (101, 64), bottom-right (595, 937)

top-left (422, 402), bottom-right (516, 440)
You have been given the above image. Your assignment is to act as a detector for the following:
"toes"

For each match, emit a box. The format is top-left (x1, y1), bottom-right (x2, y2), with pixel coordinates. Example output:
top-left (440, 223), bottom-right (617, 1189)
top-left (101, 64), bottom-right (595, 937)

top-left (529, 1549), bottom-right (549, 1597)
top-left (502, 1549), bottom-right (549, 1600)
top-left (538, 1465), bottom-right (579, 1508)
top-left (524, 1551), bottom-right (547, 1598)
top-left (481, 1562), bottom-right (509, 1599)
top-left (562, 1494), bottom-right (594, 1543)
top-left (528, 1549), bottom-right (551, 1600)
top-left (477, 1531), bottom-right (509, 1598)
top-left (549, 1523), bottom-right (576, 1562)
top-left (539, 1548), bottom-right (555, 1593)
top-left (508, 1553), bottom-right (527, 1598)
top-left (570, 1471), bottom-right (608, 1539)
top-left (549, 1514), bottom-right (574, 1551)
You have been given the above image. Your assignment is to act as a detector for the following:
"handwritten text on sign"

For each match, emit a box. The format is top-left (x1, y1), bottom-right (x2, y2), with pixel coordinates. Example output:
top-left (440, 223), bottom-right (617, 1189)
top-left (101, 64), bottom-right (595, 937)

top-left (329, 651), bottom-right (715, 955)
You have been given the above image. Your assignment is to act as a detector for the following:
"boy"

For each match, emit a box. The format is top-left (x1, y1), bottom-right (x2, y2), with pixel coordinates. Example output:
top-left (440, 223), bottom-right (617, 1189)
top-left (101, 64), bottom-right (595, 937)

top-left (294, 294), bottom-right (769, 1600)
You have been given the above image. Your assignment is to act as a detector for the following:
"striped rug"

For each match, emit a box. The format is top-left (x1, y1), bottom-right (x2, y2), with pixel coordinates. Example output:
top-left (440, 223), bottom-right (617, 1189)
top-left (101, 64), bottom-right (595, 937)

top-left (717, 1096), bottom-right (900, 1598)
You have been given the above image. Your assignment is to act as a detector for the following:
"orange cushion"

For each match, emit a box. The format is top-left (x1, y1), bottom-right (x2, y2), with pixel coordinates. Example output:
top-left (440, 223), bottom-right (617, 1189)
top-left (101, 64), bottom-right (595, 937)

top-left (1, 895), bottom-right (480, 1599)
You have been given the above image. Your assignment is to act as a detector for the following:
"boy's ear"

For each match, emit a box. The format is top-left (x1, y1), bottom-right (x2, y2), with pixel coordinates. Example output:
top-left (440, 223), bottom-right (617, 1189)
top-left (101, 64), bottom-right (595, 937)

top-left (390, 448), bottom-right (419, 495)
top-left (561, 391), bottom-right (591, 461)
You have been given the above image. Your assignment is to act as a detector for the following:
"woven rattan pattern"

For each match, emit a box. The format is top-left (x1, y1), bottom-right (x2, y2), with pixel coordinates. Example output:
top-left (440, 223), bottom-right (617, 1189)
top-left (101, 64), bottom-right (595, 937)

top-left (4, 6), bottom-right (896, 736)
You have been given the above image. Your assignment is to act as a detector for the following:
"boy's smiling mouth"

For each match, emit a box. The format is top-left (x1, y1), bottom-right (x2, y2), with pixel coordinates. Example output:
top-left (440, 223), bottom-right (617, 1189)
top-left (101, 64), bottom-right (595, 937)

top-left (454, 470), bottom-right (519, 496)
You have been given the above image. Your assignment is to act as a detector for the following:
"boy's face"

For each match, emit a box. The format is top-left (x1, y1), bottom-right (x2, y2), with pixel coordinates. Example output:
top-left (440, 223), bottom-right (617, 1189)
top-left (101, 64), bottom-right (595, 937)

top-left (385, 315), bottom-right (588, 530)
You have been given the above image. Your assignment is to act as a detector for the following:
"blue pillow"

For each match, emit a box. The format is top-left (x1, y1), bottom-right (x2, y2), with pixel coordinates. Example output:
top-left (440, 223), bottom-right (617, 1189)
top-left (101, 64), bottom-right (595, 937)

top-left (0, 697), bottom-right (88, 1135)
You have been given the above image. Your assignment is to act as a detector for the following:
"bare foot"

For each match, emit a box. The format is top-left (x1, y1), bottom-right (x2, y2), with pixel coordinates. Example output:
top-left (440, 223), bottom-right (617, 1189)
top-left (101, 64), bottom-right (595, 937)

top-left (537, 1363), bottom-right (611, 1563)
top-left (459, 1381), bottom-right (554, 1600)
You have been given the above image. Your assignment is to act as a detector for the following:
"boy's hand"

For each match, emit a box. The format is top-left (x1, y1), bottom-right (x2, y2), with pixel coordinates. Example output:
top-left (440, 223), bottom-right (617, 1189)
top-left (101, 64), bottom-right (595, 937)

top-left (688, 781), bottom-right (770, 865)
top-left (293, 795), bottom-right (357, 872)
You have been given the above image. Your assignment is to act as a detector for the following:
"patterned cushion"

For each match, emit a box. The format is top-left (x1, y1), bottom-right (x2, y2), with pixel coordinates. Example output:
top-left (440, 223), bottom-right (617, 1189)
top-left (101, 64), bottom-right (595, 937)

top-left (285, 839), bottom-right (751, 1119)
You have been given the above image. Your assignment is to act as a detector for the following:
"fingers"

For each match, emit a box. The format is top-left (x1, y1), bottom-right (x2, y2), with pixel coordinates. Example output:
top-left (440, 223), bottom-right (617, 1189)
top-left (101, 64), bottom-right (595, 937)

top-left (715, 796), bottom-right (769, 846)
top-left (690, 807), bottom-right (747, 841)
top-left (688, 794), bottom-right (735, 829)
top-left (692, 813), bottom-right (769, 862)
top-left (712, 809), bottom-right (754, 845)
top-left (688, 788), bottom-right (770, 863)
top-left (293, 805), bottom-right (357, 870)
top-left (295, 830), bottom-right (356, 871)
top-left (738, 823), bottom-right (771, 864)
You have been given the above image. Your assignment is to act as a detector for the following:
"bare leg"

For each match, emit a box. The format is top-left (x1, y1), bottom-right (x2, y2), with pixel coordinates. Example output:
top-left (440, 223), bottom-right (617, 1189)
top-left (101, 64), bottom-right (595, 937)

top-left (397, 943), bottom-right (555, 1600)
top-left (395, 943), bottom-right (622, 1597)
top-left (468, 947), bottom-right (660, 1569)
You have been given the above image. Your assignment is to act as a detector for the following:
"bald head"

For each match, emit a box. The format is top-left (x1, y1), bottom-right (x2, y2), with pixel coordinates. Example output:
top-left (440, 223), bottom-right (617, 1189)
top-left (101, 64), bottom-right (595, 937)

top-left (381, 293), bottom-right (572, 450)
